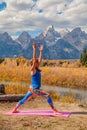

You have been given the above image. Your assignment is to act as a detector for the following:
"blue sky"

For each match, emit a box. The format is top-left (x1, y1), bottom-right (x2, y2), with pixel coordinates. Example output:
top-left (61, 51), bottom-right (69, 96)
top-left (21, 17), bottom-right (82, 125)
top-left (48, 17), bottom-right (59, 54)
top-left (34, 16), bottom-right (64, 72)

top-left (0, 1), bottom-right (6, 11)
top-left (11, 29), bottom-right (42, 38)
top-left (0, 0), bottom-right (87, 39)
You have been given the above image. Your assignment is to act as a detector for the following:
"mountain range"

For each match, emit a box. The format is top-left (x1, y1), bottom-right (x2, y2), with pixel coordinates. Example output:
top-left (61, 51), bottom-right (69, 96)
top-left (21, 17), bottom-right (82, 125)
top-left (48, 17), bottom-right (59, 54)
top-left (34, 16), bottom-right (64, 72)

top-left (0, 25), bottom-right (87, 59)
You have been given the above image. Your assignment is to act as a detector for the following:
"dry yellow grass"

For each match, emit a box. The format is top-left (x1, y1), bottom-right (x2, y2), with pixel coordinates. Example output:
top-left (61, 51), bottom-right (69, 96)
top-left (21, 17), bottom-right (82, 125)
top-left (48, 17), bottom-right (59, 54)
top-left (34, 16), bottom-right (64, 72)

top-left (42, 66), bottom-right (87, 89)
top-left (0, 58), bottom-right (30, 82)
top-left (0, 58), bottom-right (87, 90)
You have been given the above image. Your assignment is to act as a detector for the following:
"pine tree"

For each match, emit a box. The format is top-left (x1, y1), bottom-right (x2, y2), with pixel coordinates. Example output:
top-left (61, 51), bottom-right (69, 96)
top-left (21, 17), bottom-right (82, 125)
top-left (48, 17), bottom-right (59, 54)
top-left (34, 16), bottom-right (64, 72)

top-left (80, 48), bottom-right (87, 67)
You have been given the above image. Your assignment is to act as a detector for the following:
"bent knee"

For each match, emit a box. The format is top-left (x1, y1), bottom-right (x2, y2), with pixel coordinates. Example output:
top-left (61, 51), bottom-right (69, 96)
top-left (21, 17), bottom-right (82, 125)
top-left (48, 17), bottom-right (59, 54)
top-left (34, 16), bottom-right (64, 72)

top-left (19, 99), bottom-right (24, 105)
top-left (45, 92), bottom-right (50, 98)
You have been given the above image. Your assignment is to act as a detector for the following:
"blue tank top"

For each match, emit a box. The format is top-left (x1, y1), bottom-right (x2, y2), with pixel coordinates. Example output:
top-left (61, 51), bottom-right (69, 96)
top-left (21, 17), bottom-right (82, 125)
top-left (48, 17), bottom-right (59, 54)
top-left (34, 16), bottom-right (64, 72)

top-left (31, 70), bottom-right (41, 89)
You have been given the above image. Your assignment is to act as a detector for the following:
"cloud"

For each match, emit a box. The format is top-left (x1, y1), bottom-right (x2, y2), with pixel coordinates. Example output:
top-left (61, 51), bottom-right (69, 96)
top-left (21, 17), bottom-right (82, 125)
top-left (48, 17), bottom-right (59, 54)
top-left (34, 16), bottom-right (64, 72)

top-left (0, 0), bottom-right (87, 36)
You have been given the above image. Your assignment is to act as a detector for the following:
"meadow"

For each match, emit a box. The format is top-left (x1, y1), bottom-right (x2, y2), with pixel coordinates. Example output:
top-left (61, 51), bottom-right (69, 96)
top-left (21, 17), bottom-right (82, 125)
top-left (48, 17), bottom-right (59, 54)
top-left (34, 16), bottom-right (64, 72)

top-left (0, 57), bottom-right (87, 95)
top-left (0, 58), bottom-right (87, 130)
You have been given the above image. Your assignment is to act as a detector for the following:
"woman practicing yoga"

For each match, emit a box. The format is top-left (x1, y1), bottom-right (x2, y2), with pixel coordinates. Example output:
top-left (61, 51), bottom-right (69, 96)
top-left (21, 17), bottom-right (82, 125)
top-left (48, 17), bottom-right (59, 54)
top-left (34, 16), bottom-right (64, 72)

top-left (12, 43), bottom-right (59, 114)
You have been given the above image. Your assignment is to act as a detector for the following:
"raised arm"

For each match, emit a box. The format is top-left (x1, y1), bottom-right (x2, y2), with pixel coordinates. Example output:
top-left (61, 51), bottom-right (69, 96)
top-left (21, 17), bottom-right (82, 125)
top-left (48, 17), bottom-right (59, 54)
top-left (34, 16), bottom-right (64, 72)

top-left (32, 43), bottom-right (37, 59)
top-left (39, 45), bottom-right (44, 64)
top-left (31, 43), bottom-right (37, 72)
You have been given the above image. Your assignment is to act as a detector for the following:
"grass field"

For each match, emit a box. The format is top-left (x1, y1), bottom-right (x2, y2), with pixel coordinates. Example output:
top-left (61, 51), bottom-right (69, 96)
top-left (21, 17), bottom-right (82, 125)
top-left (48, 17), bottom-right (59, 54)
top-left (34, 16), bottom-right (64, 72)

top-left (0, 58), bottom-right (87, 130)
top-left (0, 58), bottom-right (87, 93)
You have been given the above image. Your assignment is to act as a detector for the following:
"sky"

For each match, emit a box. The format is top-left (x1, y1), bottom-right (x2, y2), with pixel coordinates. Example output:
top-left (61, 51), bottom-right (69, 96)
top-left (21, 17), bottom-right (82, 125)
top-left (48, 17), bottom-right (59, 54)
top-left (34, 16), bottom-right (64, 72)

top-left (0, 0), bottom-right (87, 38)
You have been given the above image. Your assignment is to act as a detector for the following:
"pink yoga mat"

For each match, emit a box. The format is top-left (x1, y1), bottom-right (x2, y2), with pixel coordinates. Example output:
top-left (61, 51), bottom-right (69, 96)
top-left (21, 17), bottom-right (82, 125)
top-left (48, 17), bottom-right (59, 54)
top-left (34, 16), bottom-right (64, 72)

top-left (5, 110), bottom-right (71, 117)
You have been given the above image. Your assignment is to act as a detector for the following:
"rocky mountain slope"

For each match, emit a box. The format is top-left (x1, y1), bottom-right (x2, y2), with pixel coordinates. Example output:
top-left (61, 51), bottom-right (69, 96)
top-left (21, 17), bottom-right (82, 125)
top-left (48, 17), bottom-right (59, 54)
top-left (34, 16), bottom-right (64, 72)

top-left (0, 25), bottom-right (87, 59)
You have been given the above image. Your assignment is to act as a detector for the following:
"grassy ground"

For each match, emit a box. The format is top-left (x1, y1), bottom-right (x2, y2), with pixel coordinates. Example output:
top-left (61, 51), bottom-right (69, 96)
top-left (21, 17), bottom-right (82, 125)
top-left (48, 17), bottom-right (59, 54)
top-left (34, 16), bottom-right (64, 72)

top-left (0, 98), bottom-right (87, 130)
top-left (0, 58), bottom-right (87, 130)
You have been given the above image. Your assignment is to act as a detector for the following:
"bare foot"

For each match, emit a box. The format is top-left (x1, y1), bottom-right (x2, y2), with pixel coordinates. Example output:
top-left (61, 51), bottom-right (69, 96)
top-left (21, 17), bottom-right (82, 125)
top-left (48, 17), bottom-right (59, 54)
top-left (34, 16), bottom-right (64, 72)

top-left (54, 112), bottom-right (62, 115)
top-left (53, 108), bottom-right (58, 113)
top-left (12, 109), bottom-right (19, 113)
top-left (53, 108), bottom-right (62, 115)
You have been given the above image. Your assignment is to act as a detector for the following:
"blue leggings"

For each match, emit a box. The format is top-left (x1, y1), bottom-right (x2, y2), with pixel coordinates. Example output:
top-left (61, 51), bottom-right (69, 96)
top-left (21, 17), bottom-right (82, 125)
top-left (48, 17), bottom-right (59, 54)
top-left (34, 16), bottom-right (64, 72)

top-left (19, 88), bottom-right (54, 109)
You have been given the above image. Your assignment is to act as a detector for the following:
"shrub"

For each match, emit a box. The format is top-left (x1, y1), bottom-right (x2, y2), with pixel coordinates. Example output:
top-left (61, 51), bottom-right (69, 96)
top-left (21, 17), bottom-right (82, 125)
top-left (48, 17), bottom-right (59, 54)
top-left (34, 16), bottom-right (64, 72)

top-left (0, 58), bottom-right (4, 64)
top-left (42, 61), bottom-right (48, 66)
top-left (5, 84), bottom-right (28, 94)
top-left (49, 91), bottom-right (60, 101)
top-left (61, 95), bottom-right (75, 103)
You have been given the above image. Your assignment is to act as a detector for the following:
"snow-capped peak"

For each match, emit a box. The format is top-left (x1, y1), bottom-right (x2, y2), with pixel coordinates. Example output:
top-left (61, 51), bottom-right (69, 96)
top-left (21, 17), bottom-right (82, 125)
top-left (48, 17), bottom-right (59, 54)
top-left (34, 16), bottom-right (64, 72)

top-left (46, 25), bottom-right (54, 31)
top-left (59, 28), bottom-right (69, 37)
top-left (43, 25), bottom-right (60, 38)
top-left (43, 25), bottom-right (54, 37)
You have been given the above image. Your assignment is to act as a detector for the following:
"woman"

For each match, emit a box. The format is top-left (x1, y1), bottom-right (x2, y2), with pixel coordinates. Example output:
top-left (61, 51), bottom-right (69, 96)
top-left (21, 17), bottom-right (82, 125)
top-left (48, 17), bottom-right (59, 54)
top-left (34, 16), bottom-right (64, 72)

top-left (12, 43), bottom-right (58, 114)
